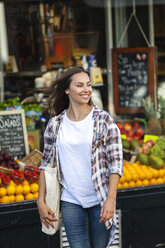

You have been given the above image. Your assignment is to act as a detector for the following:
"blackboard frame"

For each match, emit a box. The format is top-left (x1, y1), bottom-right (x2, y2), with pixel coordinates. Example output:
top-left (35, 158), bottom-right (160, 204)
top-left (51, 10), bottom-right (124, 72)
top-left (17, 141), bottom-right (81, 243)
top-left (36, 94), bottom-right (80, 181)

top-left (112, 47), bottom-right (155, 114)
top-left (0, 109), bottom-right (29, 158)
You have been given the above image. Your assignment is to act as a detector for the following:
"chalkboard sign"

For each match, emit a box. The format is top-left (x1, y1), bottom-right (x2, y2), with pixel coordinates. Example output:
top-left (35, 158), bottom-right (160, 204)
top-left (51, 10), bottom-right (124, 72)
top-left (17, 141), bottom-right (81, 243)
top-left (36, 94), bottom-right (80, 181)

top-left (0, 110), bottom-right (29, 159)
top-left (112, 47), bottom-right (155, 114)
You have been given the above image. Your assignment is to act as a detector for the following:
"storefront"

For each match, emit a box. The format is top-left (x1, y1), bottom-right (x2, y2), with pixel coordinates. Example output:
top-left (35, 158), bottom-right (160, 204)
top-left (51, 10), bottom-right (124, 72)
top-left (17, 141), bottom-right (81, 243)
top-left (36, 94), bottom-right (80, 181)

top-left (1, 1), bottom-right (165, 248)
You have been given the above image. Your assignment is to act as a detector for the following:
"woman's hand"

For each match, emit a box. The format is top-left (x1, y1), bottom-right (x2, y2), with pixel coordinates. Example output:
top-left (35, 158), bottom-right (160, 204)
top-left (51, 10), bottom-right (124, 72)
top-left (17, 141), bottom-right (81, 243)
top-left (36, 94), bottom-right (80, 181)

top-left (37, 200), bottom-right (58, 228)
top-left (99, 174), bottom-right (120, 223)
top-left (99, 197), bottom-right (115, 223)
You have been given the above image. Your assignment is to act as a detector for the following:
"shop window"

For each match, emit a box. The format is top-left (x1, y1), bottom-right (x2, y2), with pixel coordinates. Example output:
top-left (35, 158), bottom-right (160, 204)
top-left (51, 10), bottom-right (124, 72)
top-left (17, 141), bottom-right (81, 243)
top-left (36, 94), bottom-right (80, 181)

top-left (4, 1), bottom-right (106, 72)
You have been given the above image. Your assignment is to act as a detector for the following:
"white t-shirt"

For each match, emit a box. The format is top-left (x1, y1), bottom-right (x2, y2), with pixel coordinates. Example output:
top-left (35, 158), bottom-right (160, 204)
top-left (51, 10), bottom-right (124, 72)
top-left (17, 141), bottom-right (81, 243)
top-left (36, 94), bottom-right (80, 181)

top-left (58, 108), bottom-right (99, 208)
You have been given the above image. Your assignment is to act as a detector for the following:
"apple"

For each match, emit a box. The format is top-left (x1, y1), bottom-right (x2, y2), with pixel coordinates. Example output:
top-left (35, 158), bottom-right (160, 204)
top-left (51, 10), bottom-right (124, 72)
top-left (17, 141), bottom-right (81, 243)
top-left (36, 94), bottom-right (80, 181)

top-left (123, 123), bottom-right (132, 132)
top-left (128, 130), bottom-right (135, 137)
top-left (137, 128), bottom-right (144, 137)
top-left (133, 122), bottom-right (140, 130)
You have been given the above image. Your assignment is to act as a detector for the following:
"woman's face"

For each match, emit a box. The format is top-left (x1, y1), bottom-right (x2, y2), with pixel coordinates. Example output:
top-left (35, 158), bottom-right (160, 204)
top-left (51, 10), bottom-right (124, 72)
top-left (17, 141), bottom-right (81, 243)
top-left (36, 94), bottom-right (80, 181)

top-left (65, 72), bottom-right (92, 105)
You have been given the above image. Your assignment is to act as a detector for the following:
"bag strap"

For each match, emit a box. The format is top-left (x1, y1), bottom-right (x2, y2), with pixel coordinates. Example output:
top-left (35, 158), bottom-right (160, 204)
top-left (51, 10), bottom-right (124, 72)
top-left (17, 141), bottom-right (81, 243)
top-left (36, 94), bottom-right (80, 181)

top-left (52, 117), bottom-right (57, 169)
top-left (47, 118), bottom-right (57, 169)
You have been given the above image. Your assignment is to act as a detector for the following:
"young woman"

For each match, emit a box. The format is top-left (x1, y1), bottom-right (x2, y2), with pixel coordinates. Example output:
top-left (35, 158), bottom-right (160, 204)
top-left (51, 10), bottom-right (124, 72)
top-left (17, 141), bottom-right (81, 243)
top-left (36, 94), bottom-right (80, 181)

top-left (37, 66), bottom-right (123, 248)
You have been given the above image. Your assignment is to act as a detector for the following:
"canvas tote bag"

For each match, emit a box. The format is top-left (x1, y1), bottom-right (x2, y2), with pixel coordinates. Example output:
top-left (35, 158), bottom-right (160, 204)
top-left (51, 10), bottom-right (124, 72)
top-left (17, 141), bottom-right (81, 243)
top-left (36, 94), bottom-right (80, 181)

top-left (42, 120), bottom-right (63, 235)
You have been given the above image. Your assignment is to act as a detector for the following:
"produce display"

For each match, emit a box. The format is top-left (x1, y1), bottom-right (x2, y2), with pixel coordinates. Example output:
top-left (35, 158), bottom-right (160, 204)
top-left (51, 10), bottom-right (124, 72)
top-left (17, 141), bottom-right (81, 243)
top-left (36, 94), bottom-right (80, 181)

top-left (119, 128), bottom-right (165, 189)
top-left (142, 96), bottom-right (165, 136)
top-left (0, 97), bottom-right (43, 131)
top-left (137, 137), bottom-right (165, 168)
top-left (0, 149), bottom-right (41, 204)
top-left (142, 96), bottom-right (162, 135)
top-left (118, 161), bottom-right (165, 189)
top-left (117, 121), bottom-right (145, 142)
top-left (0, 166), bottom-right (40, 204)
top-left (0, 97), bottom-right (43, 204)
top-left (1, 94), bottom-right (165, 202)
top-left (0, 97), bottom-right (42, 113)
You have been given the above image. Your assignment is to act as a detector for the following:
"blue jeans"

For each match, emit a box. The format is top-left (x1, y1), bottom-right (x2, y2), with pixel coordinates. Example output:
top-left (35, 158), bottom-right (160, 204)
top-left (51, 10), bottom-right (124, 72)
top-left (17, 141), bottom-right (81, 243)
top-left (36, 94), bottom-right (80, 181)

top-left (61, 201), bottom-right (110, 248)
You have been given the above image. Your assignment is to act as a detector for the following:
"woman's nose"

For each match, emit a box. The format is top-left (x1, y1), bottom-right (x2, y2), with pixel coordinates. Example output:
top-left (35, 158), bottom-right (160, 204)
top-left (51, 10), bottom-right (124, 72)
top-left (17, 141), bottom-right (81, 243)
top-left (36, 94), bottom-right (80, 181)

top-left (83, 85), bottom-right (88, 91)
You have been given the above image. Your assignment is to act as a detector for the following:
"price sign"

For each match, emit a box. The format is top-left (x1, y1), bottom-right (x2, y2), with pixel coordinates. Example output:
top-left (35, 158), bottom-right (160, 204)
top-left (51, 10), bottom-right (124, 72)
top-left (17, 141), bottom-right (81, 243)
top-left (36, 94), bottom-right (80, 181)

top-left (144, 134), bottom-right (159, 143)
top-left (0, 110), bottom-right (29, 159)
top-left (112, 47), bottom-right (155, 114)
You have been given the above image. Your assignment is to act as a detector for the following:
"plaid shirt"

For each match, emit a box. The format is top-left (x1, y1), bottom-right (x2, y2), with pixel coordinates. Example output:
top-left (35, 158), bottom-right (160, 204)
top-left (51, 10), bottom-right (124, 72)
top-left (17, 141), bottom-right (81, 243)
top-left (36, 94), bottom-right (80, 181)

top-left (40, 106), bottom-right (123, 245)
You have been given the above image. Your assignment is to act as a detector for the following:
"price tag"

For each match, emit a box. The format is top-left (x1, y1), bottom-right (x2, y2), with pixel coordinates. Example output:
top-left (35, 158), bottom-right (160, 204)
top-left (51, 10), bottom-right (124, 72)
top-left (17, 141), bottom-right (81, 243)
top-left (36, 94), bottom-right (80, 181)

top-left (90, 67), bottom-right (103, 86)
top-left (121, 134), bottom-right (127, 140)
top-left (144, 134), bottom-right (159, 143)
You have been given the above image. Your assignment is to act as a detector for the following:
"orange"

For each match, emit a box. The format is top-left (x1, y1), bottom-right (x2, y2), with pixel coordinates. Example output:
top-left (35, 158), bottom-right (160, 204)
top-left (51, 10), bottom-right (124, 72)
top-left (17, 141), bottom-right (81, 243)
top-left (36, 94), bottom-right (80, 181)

top-left (8, 195), bottom-right (16, 202)
top-left (158, 169), bottom-right (165, 178)
top-left (156, 178), bottom-right (164, 184)
top-left (1, 195), bottom-right (10, 204)
top-left (138, 173), bottom-right (146, 181)
top-left (131, 173), bottom-right (138, 182)
top-left (142, 179), bottom-right (149, 186)
top-left (15, 194), bottom-right (24, 202)
top-left (0, 187), bottom-right (7, 197)
top-left (118, 183), bottom-right (122, 188)
top-left (15, 185), bottom-right (23, 195)
top-left (6, 185), bottom-right (16, 195)
top-left (23, 185), bottom-right (31, 195)
top-left (136, 180), bottom-right (143, 187)
top-left (125, 174), bottom-right (132, 183)
top-left (25, 193), bottom-right (34, 200)
top-left (127, 169), bottom-right (135, 174)
top-left (120, 175), bottom-right (125, 184)
top-left (33, 192), bottom-right (38, 199)
top-left (149, 178), bottom-right (157, 185)
top-left (30, 183), bottom-right (39, 193)
top-left (123, 161), bottom-right (130, 167)
top-left (122, 182), bottom-right (129, 188)
top-left (145, 172), bottom-right (152, 181)
top-left (129, 181), bottom-right (136, 187)
top-left (151, 169), bottom-right (159, 179)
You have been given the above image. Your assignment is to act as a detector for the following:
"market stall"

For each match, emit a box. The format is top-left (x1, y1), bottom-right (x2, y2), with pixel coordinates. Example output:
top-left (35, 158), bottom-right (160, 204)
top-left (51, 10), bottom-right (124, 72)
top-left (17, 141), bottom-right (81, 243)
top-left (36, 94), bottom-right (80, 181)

top-left (1, 1), bottom-right (165, 248)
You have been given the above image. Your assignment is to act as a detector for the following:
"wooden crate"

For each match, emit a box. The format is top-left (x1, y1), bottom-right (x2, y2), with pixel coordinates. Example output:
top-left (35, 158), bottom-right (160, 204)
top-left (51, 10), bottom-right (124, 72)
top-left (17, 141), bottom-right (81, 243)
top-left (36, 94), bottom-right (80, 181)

top-left (0, 166), bottom-right (12, 173)
top-left (21, 149), bottom-right (43, 166)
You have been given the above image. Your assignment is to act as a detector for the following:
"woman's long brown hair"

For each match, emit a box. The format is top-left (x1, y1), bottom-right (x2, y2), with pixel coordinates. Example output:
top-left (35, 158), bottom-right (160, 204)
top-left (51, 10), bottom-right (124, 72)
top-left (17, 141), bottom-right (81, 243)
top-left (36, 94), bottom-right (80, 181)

top-left (35, 67), bottom-right (93, 117)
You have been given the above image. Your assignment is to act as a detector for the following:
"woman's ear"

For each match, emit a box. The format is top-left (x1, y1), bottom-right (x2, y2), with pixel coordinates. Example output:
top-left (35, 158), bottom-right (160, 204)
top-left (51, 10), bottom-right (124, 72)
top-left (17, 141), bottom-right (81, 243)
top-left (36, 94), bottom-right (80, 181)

top-left (65, 88), bottom-right (69, 94)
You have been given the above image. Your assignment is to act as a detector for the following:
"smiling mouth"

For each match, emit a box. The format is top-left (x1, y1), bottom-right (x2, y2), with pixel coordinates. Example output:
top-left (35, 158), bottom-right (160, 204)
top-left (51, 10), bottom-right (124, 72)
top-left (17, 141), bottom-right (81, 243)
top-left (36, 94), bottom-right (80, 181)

top-left (80, 95), bottom-right (90, 98)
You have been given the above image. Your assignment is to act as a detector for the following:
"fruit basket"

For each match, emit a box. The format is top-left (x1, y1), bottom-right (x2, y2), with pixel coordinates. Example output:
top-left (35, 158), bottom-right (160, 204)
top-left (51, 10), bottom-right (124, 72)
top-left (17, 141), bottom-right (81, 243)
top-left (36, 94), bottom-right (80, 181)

top-left (116, 118), bottom-right (146, 142)
top-left (21, 149), bottom-right (43, 167)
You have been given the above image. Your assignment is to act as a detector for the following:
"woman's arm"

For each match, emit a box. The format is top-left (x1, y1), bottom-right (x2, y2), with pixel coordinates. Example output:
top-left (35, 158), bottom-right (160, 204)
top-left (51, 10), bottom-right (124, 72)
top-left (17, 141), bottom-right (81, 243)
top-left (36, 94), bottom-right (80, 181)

top-left (100, 173), bottom-right (120, 223)
top-left (37, 171), bottom-right (57, 228)
top-left (99, 117), bottom-right (123, 223)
